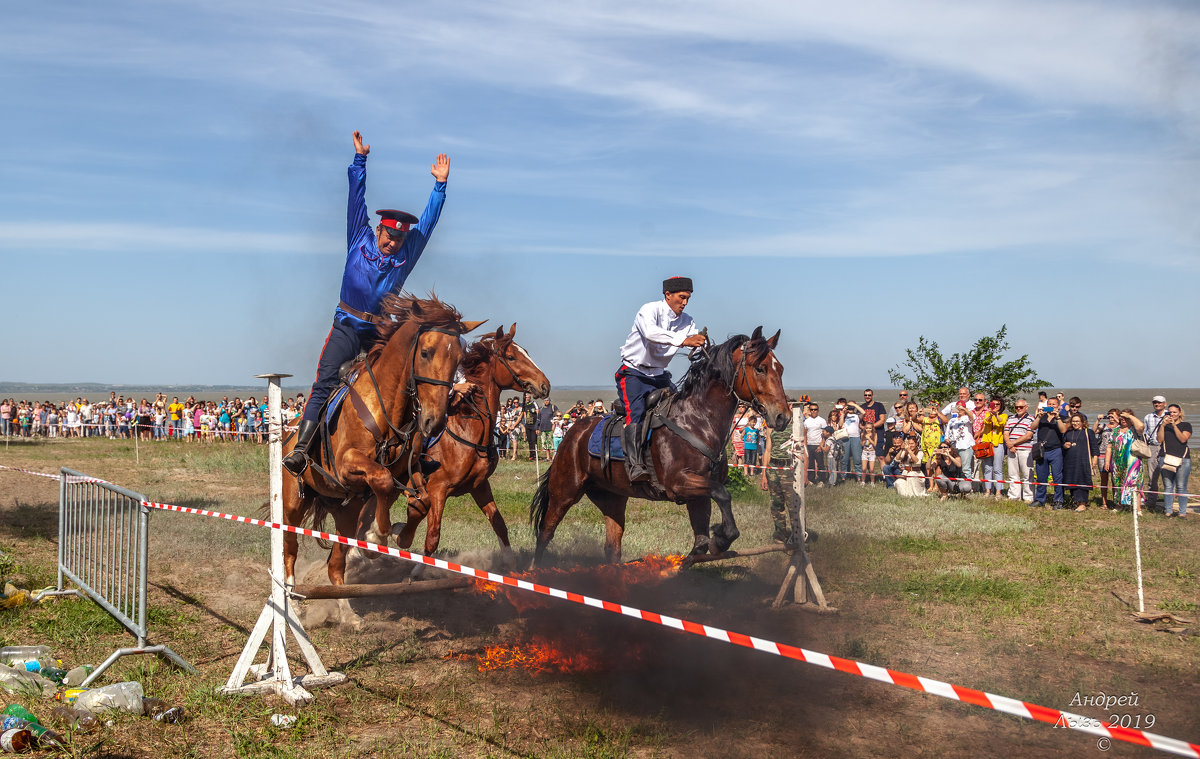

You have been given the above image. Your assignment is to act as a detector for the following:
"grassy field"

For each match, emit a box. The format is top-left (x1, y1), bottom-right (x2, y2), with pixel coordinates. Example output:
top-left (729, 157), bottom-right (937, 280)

top-left (0, 436), bottom-right (1197, 757)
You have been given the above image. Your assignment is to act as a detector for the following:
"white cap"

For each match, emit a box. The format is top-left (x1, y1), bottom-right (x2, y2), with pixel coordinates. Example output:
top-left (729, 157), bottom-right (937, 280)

top-left (1152, 395), bottom-right (1166, 403)
top-left (886, 417), bottom-right (896, 424)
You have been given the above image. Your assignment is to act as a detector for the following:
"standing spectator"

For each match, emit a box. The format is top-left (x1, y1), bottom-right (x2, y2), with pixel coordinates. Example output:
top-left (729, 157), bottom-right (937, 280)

top-left (0, 399), bottom-right (12, 437)
top-left (521, 392), bottom-right (538, 460)
top-left (1032, 396), bottom-right (1068, 509)
top-left (505, 399), bottom-right (523, 461)
top-left (859, 389), bottom-right (888, 460)
top-left (1158, 404), bottom-right (1192, 518)
top-left (553, 413), bottom-right (568, 453)
top-left (536, 398), bottom-right (558, 459)
top-left (979, 396), bottom-right (1007, 497)
top-left (1110, 410), bottom-right (1146, 512)
top-left (968, 390), bottom-right (989, 491)
top-left (168, 397), bottom-right (185, 438)
top-left (817, 426), bottom-right (838, 487)
top-left (742, 415), bottom-right (760, 474)
top-left (731, 405), bottom-right (746, 468)
top-left (1093, 409), bottom-right (1118, 509)
top-left (1062, 412), bottom-right (1098, 511)
top-left (918, 401), bottom-right (942, 463)
top-left (839, 399), bottom-right (863, 484)
top-left (1004, 399), bottom-right (1036, 502)
top-left (802, 403), bottom-right (827, 485)
top-left (1142, 395), bottom-right (1169, 513)
top-left (900, 401), bottom-right (923, 440)
top-left (860, 419), bottom-right (878, 485)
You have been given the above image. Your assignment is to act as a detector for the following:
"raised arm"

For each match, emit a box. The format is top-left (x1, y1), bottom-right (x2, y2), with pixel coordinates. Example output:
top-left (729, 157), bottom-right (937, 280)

top-left (347, 131), bottom-right (371, 250)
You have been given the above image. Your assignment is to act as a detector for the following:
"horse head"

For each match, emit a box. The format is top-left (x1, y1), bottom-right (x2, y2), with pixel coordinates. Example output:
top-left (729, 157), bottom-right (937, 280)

top-left (732, 326), bottom-right (789, 431)
top-left (491, 324), bottom-right (551, 398)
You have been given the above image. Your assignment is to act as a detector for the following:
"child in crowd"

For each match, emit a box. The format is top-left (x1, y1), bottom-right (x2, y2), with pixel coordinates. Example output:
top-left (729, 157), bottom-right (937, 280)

top-left (860, 422), bottom-right (878, 485)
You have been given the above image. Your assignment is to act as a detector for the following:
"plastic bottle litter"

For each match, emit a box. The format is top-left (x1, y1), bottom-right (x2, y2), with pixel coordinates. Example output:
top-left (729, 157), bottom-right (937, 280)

top-left (72, 681), bottom-right (144, 715)
top-left (37, 667), bottom-right (67, 685)
top-left (62, 665), bottom-right (94, 687)
top-left (0, 719), bottom-right (59, 749)
top-left (140, 698), bottom-right (185, 723)
top-left (0, 649), bottom-right (48, 668)
top-left (48, 705), bottom-right (98, 733)
top-left (0, 727), bottom-right (31, 753)
top-left (13, 659), bottom-right (62, 675)
top-left (0, 666), bottom-right (54, 699)
top-left (269, 713), bottom-right (297, 728)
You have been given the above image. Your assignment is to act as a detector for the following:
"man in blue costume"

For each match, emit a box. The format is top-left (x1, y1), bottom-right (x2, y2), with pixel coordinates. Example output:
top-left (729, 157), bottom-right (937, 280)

top-left (615, 276), bottom-right (706, 481)
top-left (284, 130), bottom-right (450, 475)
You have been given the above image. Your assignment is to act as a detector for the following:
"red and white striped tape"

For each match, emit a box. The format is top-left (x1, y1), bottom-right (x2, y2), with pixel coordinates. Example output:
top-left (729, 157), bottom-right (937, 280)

top-left (3, 464), bottom-right (1196, 755)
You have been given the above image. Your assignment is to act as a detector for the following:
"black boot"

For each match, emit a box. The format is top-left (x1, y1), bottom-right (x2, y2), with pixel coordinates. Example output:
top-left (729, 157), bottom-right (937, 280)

top-left (283, 420), bottom-right (319, 476)
top-left (624, 424), bottom-right (651, 482)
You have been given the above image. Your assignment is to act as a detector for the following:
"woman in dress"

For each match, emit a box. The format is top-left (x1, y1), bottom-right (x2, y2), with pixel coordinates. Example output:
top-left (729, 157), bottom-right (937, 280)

top-left (1062, 412), bottom-right (1098, 511)
top-left (918, 401), bottom-right (943, 463)
top-left (893, 436), bottom-right (927, 497)
top-left (1108, 409), bottom-right (1146, 513)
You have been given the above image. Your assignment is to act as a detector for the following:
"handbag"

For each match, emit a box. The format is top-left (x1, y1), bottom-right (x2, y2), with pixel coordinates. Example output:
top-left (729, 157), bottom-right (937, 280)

top-left (1031, 441), bottom-right (1045, 462)
top-left (1130, 439), bottom-right (1152, 460)
top-left (972, 441), bottom-right (995, 459)
top-left (1162, 452), bottom-right (1185, 473)
top-left (833, 427), bottom-right (850, 441)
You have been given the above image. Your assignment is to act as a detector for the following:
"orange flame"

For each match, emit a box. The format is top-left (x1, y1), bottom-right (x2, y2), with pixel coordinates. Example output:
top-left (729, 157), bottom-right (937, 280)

top-left (473, 554), bottom-right (685, 612)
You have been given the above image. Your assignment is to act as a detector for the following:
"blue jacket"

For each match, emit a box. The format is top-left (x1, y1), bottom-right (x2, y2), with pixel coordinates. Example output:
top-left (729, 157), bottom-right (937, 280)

top-left (336, 153), bottom-right (446, 338)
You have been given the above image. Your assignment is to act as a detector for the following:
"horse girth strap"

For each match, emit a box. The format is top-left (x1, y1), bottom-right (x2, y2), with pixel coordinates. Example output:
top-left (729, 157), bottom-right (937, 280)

top-left (651, 411), bottom-right (724, 466)
top-left (447, 427), bottom-right (490, 454)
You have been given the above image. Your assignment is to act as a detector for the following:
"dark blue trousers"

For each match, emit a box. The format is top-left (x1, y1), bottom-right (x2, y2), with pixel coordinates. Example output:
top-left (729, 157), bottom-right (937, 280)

top-left (615, 366), bottom-right (673, 426)
top-left (302, 320), bottom-right (370, 423)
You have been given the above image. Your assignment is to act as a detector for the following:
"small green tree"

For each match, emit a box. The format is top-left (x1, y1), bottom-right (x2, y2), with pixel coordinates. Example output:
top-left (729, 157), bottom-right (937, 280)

top-left (887, 325), bottom-right (1049, 405)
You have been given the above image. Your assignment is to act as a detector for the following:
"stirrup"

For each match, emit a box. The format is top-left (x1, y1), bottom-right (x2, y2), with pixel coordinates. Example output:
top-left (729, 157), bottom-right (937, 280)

top-left (283, 450), bottom-right (310, 476)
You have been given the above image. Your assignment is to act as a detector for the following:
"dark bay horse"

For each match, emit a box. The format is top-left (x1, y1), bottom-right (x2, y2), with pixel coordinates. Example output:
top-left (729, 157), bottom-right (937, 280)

top-left (281, 293), bottom-right (483, 586)
top-left (530, 328), bottom-right (790, 565)
top-left (393, 324), bottom-right (550, 564)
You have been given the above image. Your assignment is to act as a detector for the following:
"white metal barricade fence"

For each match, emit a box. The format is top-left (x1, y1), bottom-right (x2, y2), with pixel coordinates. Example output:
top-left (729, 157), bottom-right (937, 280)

top-left (39, 468), bottom-right (194, 685)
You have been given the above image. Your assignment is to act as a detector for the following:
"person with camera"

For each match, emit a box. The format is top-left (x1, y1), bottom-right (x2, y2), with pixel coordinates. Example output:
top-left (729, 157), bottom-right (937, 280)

top-left (892, 436), bottom-right (927, 497)
top-left (1109, 409), bottom-right (1146, 512)
top-left (880, 421), bottom-right (904, 487)
top-left (931, 441), bottom-right (972, 500)
top-left (938, 389), bottom-right (978, 487)
top-left (1033, 396), bottom-right (1069, 509)
top-left (1142, 395), bottom-right (1170, 512)
top-left (1157, 404), bottom-right (1192, 518)
top-left (1062, 412), bottom-right (1098, 511)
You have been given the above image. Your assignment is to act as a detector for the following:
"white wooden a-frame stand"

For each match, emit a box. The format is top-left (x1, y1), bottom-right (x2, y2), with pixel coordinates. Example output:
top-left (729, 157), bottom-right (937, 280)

top-left (220, 373), bottom-right (347, 705)
top-left (773, 405), bottom-right (834, 611)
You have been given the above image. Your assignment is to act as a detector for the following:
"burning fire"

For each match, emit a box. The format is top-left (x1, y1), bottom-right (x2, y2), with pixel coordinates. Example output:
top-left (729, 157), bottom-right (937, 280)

top-left (474, 553), bottom-right (685, 609)
top-left (459, 554), bottom-right (686, 673)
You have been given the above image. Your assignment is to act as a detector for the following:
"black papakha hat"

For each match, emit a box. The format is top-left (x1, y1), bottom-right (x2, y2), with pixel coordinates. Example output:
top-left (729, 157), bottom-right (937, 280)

top-left (376, 209), bottom-right (419, 238)
top-left (662, 276), bottom-right (693, 293)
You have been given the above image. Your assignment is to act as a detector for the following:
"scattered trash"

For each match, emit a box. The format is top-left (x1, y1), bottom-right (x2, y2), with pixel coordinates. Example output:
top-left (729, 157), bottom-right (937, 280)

top-left (0, 727), bottom-right (32, 753)
top-left (141, 698), bottom-right (185, 724)
top-left (62, 665), bottom-right (94, 687)
top-left (0, 649), bottom-right (49, 666)
top-left (270, 713), bottom-right (297, 728)
top-left (48, 705), bottom-right (98, 733)
top-left (0, 583), bottom-right (41, 610)
top-left (73, 681), bottom-right (145, 715)
top-left (0, 707), bottom-right (63, 749)
top-left (54, 689), bottom-right (86, 705)
top-left (0, 666), bottom-right (54, 699)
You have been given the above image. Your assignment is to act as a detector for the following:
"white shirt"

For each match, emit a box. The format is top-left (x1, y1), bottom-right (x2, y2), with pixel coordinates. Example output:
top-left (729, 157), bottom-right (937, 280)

top-left (843, 412), bottom-right (861, 438)
top-left (619, 299), bottom-right (698, 376)
top-left (803, 415), bottom-right (827, 445)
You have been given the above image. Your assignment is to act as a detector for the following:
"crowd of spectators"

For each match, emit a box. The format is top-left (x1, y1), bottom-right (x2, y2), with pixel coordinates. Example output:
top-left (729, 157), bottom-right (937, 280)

top-left (0, 392), bottom-right (310, 443)
top-left (790, 388), bottom-right (1192, 518)
top-left (493, 394), bottom-right (612, 461)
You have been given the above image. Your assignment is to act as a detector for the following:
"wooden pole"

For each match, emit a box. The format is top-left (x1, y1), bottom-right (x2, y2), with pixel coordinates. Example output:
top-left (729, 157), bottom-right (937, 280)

top-left (292, 578), bottom-right (472, 599)
top-left (773, 404), bottom-right (834, 612)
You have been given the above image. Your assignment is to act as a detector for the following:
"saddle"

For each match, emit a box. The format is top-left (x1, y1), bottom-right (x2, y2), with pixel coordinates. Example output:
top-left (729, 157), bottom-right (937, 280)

top-left (587, 388), bottom-right (692, 491)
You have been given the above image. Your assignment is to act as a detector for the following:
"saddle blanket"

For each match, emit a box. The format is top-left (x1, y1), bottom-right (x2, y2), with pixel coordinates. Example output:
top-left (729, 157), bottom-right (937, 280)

top-left (587, 414), bottom-right (625, 460)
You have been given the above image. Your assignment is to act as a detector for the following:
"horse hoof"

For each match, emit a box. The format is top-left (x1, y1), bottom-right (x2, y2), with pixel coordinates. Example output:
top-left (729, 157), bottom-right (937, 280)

top-left (390, 522), bottom-right (406, 536)
top-left (408, 563), bottom-right (426, 581)
top-left (364, 526), bottom-right (385, 545)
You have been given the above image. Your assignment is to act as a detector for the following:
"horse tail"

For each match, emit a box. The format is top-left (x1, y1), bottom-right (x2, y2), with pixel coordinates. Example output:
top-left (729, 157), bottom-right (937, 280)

top-left (310, 499), bottom-right (334, 550)
top-left (529, 465), bottom-right (553, 534)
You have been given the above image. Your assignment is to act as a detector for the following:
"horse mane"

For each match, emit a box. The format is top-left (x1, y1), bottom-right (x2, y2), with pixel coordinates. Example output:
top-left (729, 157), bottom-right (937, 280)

top-left (677, 334), bottom-right (749, 400)
top-left (458, 337), bottom-right (496, 381)
top-left (360, 292), bottom-right (466, 366)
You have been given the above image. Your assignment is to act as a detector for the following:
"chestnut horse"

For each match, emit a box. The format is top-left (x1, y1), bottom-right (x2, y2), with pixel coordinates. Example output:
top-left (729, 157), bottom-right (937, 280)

top-left (281, 293), bottom-right (483, 586)
top-left (393, 324), bottom-right (550, 564)
top-left (530, 328), bottom-right (789, 565)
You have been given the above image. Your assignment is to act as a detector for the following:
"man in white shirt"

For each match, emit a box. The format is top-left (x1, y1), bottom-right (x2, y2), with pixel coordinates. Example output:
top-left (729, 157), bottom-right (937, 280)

top-left (615, 276), bottom-right (706, 481)
top-left (802, 403), bottom-right (828, 485)
top-left (1143, 395), bottom-right (1169, 512)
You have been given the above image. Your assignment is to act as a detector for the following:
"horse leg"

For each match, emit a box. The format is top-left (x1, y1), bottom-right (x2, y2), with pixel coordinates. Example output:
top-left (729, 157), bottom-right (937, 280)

top-left (586, 489), bottom-right (629, 564)
top-left (685, 497), bottom-right (714, 556)
top-left (325, 504), bottom-right (362, 586)
top-left (341, 450), bottom-right (399, 544)
top-left (708, 483), bottom-right (740, 554)
top-left (531, 468), bottom-right (586, 568)
top-left (281, 473), bottom-right (308, 585)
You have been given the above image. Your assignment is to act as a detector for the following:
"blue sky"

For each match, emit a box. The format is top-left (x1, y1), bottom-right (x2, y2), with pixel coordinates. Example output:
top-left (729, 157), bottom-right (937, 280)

top-left (2, 1), bottom-right (1198, 390)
